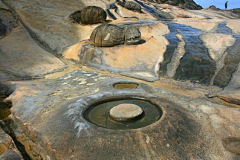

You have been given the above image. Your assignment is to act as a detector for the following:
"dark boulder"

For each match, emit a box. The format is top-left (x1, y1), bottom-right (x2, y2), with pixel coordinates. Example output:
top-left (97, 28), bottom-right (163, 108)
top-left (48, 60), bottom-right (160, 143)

top-left (124, 26), bottom-right (141, 45)
top-left (89, 24), bottom-right (141, 47)
top-left (124, 1), bottom-right (142, 12)
top-left (69, 6), bottom-right (107, 25)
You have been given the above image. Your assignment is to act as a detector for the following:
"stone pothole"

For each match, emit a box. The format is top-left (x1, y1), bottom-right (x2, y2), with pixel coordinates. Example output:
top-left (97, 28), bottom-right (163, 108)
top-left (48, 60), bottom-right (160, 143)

top-left (83, 98), bottom-right (162, 130)
top-left (113, 82), bottom-right (139, 89)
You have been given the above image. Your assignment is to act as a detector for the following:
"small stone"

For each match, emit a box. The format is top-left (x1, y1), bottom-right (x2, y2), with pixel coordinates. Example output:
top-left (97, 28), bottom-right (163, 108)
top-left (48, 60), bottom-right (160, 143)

top-left (109, 104), bottom-right (143, 122)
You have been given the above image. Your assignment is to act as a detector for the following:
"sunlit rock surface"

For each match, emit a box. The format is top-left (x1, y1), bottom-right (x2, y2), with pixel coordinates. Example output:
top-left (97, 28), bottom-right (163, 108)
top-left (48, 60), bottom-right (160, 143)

top-left (0, 0), bottom-right (240, 159)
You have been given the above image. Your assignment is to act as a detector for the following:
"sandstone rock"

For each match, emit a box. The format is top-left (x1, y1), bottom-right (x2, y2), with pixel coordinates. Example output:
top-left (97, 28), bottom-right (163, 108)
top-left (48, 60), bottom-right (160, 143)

top-left (0, 128), bottom-right (23, 160)
top-left (4, 70), bottom-right (240, 159)
top-left (0, 6), bottom-right (66, 81)
top-left (0, 128), bottom-right (14, 155)
top-left (69, 6), bottom-right (107, 24)
top-left (222, 137), bottom-right (240, 155)
top-left (0, 25), bottom-right (66, 80)
top-left (89, 23), bottom-right (141, 47)
top-left (0, 149), bottom-right (23, 160)
top-left (78, 22), bottom-right (168, 81)
top-left (212, 64), bottom-right (240, 106)
top-left (142, 0), bottom-right (202, 10)
top-left (2, 0), bottom-right (86, 54)
top-left (109, 103), bottom-right (143, 121)
top-left (213, 38), bottom-right (240, 87)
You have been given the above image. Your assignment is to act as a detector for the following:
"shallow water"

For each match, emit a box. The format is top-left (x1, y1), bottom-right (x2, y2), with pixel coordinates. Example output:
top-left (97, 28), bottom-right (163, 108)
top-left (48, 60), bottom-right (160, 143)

top-left (84, 99), bottom-right (162, 130)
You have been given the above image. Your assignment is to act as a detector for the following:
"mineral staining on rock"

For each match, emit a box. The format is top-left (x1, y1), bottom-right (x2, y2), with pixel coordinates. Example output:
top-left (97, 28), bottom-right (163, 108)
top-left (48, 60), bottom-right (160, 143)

top-left (89, 23), bottom-right (142, 47)
top-left (69, 6), bottom-right (107, 24)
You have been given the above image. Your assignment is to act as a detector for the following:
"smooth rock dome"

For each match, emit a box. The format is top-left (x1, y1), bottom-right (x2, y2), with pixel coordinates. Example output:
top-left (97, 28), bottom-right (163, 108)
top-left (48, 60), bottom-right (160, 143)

top-left (109, 103), bottom-right (143, 122)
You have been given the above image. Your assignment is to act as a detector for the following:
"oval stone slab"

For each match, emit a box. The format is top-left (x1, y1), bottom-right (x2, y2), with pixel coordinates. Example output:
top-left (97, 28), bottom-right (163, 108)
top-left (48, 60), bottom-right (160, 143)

top-left (109, 103), bottom-right (143, 122)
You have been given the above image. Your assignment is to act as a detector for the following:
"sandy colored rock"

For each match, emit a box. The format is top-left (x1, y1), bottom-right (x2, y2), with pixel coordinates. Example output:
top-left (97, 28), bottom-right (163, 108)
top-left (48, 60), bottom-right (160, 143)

top-left (65, 22), bottom-right (168, 81)
top-left (201, 33), bottom-right (235, 62)
top-left (226, 20), bottom-right (240, 34)
top-left (213, 64), bottom-right (240, 105)
top-left (109, 103), bottom-right (143, 121)
top-left (175, 20), bottom-right (218, 32)
top-left (2, 0), bottom-right (86, 54)
top-left (0, 26), bottom-right (65, 79)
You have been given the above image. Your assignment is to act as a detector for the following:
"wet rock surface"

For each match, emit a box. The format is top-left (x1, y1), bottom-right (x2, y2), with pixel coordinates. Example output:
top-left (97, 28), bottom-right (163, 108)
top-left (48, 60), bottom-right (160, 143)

top-left (142, 0), bottom-right (202, 10)
top-left (0, 0), bottom-right (240, 159)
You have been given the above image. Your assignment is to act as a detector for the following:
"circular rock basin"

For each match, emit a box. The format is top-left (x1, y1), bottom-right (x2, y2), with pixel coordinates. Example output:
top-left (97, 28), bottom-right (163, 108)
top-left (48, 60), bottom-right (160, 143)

top-left (84, 99), bottom-right (162, 130)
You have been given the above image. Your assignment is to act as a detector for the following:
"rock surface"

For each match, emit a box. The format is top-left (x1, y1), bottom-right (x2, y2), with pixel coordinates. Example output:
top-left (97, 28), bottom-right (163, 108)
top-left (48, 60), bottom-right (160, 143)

top-left (0, 128), bottom-right (23, 160)
top-left (0, 0), bottom-right (240, 159)
top-left (0, 6), bottom-right (66, 81)
top-left (142, 0), bottom-right (202, 10)
top-left (1, 70), bottom-right (239, 159)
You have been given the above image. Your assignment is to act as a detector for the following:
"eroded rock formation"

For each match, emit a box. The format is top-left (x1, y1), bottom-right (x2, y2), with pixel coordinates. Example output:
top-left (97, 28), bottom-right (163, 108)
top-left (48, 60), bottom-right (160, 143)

top-left (70, 6), bottom-right (107, 24)
top-left (89, 23), bottom-right (141, 47)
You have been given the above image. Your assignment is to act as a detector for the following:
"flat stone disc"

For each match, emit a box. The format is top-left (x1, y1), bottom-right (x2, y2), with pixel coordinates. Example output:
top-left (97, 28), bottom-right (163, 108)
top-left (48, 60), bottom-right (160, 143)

top-left (109, 103), bottom-right (143, 122)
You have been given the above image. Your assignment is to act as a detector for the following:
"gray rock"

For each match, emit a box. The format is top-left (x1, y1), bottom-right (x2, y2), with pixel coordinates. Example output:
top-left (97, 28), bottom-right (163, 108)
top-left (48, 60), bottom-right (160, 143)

top-left (0, 149), bottom-right (23, 160)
